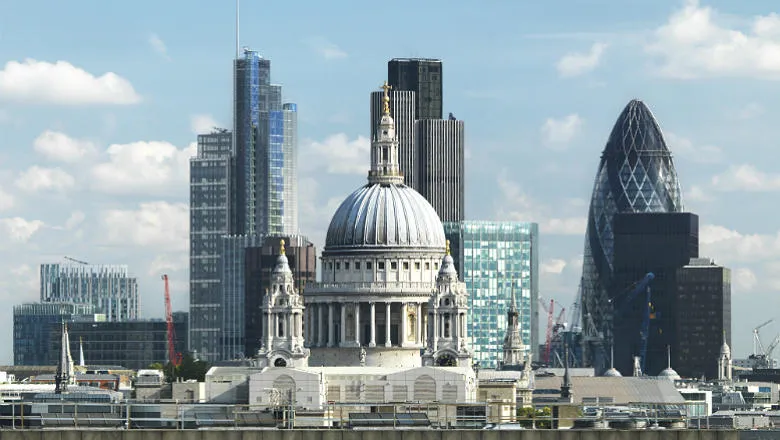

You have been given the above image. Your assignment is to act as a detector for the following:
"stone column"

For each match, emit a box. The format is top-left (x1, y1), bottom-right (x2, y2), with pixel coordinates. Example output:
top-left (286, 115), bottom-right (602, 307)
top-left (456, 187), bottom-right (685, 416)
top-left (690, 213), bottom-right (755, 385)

top-left (416, 303), bottom-right (422, 345)
top-left (432, 310), bottom-right (438, 351)
top-left (328, 303), bottom-right (335, 347)
top-left (385, 303), bottom-right (392, 347)
top-left (266, 311), bottom-right (273, 348)
top-left (340, 303), bottom-right (347, 347)
top-left (318, 304), bottom-right (325, 347)
top-left (400, 303), bottom-right (408, 347)
top-left (354, 303), bottom-right (361, 345)
top-left (453, 311), bottom-right (458, 341)
top-left (369, 302), bottom-right (376, 347)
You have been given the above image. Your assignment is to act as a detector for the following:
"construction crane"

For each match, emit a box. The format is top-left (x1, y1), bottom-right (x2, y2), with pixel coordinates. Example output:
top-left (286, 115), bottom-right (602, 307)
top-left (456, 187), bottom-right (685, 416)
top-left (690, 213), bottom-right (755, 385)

top-left (539, 297), bottom-right (567, 365)
top-left (749, 319), bottom-right (777, 369)
top-left (162, 274), bottom-right (183, 368)
top-left (64, 256), bottom-right (89, 265)
top-left (613, 272), bottom-right (655, 375)
top-left (753, 319), bottom-right (774, 357)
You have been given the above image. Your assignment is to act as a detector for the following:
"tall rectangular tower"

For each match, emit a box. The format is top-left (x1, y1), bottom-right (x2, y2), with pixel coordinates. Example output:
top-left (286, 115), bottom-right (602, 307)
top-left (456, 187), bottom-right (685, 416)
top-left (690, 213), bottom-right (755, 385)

top-left (415, 119), bottom-right (465, 222)
top-left (675, 258), bottom-right (731, 379)
top-left (388, 58), bottom-right (443, 119)
top-left (220, 234), bottom-right (263, 360)
top-left (189, 129), bottom-right (233, 361)
top-left (611, 212), bottom-right (699, 377)
top-left (444, 221), bottom-right (539, 368)
top-left (40, 263), bottom-right (138, 321)
top-left (13, 302), bottom-right (96, 365)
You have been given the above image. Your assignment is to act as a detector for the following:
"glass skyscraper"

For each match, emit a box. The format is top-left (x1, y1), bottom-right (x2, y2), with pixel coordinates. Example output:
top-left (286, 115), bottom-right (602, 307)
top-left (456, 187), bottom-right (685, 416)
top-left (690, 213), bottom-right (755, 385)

top-left (13, 302), bottom-right (96, 365)
top-left (580, 99), bottom-right (683, 371)
top-left (444, 221), bottom-right (539, 368)
top-left (220, 234), bottom-right (263, 360)
top-left (40, 263), bottom-right (138, 321)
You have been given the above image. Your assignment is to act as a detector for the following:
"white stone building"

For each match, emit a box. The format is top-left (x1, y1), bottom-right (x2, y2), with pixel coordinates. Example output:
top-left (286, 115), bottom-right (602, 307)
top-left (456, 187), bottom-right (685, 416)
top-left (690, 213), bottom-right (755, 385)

top-left (247, 82), bottom-right (477, 410)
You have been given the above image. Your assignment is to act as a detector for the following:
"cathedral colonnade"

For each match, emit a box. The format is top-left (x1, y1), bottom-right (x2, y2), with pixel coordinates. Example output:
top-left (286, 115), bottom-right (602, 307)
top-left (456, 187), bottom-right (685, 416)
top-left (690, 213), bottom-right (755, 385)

top-left (301, 300), bottom-right (463, 349)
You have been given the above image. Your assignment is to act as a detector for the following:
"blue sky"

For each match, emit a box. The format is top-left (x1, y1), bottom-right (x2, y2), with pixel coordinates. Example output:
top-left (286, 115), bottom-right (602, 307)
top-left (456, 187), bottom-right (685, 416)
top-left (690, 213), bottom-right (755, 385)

top-left (1, 0), bottom-right (780, 365)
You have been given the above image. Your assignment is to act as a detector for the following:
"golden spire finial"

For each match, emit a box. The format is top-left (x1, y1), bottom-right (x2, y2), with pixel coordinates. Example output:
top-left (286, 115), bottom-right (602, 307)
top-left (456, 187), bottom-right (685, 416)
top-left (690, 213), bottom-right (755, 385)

top-left (446, 239), bottom-right (451, 256)
top-left (280, 239), bottom-right (286, 256)
top-left (380, 81), bottom-right (392, 115)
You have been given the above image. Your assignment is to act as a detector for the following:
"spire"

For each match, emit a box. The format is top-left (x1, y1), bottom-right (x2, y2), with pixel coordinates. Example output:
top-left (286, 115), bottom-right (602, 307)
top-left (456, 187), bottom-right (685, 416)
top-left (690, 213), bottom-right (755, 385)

top-left (79, 337), bottom-right (85, 367)
top-left (368, 81), bottom-right (404, 185)
top-left (55, 322), bottom-right (74, 394)
top-left (446, 239), bottom-right (451, 256)
top-left (280, 239), bottom-right (286, 255)
top-left (561, 341), bottom-right (572, 399)
top-left (667, 345), bottom-right (671, 369)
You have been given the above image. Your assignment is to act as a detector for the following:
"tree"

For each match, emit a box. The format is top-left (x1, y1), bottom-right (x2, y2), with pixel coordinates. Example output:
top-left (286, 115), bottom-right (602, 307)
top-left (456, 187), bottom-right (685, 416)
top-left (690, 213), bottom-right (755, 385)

top-left (516, 406), bottom-right (552, 429)
top-left (148, 362), bottom-right (164, 371)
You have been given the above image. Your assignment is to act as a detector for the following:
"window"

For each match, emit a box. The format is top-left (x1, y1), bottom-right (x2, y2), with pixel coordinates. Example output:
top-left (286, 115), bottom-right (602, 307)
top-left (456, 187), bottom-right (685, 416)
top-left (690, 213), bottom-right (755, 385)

top-left (435, 263), bottom-right (439, 270)
top-left (336, 262), bottom-right (341, 270)
top-left (328, 262), bottom-right (333, 270)
top-left (367, 262), bottom-right (373, 270)
top-left (403, 262), bottom-right (409, 270)
top-left (391, 262), bottom-right (398, 270)
top-left (355, 262), bottom-right (361, 270)
top-left (378, 262), bottom-right (385, 270)
top-left (344, 262), bottom-right (350, 270)
top-left (425, 262), bottom-right (430, 270)
top-left (415, 262), bottom-right (421, 270)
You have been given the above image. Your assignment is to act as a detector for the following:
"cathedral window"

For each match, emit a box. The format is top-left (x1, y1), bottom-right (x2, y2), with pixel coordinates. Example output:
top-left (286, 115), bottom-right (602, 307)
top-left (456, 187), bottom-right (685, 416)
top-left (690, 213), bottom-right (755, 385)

top-left (390, 262), bottom-right (398, 270)
top-left (425, 262), bottom-right (430, 270)
top-left (403, 262), bottom-right (409, 270)
top-left (377, 262), bottom-right (384, 270)
top-left (344, 262), bottom-right (350, 270)
top-left (415, 262), bottom-right (421, 270)
top-left (366, 261), bottom-right (373, 270)
top-left (444, 314), bottom-right (451, 338)
top-left (355, 262), bottom-right (361, 270)
top-left (278, 319), bottom-right (284, 337)
top-left (336, 262), bottom-right (341, 270)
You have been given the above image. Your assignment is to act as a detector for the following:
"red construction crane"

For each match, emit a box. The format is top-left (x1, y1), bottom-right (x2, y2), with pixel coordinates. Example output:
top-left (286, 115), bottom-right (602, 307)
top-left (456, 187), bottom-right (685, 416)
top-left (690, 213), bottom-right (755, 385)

top-left (538, 298), bottom-right (555, 365)
top-left (162, 274), bottom-right (183, 367)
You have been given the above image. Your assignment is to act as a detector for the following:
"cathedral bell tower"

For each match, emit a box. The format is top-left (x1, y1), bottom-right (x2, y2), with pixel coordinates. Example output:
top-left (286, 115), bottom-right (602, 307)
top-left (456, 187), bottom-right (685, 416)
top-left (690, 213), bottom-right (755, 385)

top-left (501, 286), bottom-right (528, 368)
top-left (423, 241), bottom-right (472, 367)
top-left (255, 240), bottom-right (310, 368)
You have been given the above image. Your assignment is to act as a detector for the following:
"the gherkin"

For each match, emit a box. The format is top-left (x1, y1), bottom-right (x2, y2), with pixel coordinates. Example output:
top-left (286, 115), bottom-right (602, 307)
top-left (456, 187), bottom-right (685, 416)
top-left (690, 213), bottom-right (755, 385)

top-left (580, 99), bottom-right (683, 372)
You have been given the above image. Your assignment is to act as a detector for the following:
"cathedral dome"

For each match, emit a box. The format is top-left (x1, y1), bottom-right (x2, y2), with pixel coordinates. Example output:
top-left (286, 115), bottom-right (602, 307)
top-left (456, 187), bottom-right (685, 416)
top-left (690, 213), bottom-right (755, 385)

top-left (721, 341), bottom-right (731, 357)
top-left (603, 367), bottom-right (622, 377)
top-left (658, 367), bottom-right (681, 381)
top-left (325, 183), bottom-right (446, 250)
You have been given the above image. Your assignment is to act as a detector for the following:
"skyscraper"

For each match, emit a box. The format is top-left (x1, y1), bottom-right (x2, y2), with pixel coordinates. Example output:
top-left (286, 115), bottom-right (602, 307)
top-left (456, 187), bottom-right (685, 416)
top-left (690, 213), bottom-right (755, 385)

top-left (40, 263), bottom-right (138, 321)
top-left (220, 234), bottom-right (263, 360)
top-left (189, 130), bottom-right (233, 361)
top-left (579, 99), bottom-right (684, 372)
top-left (444, 221), bottom-right (539, 368)
top-left (13, 302), bottom-right (96, 365)
top-left (388, 58), bottom-right (443, 119)
top-left (416, 119), bottom-right (465, 222)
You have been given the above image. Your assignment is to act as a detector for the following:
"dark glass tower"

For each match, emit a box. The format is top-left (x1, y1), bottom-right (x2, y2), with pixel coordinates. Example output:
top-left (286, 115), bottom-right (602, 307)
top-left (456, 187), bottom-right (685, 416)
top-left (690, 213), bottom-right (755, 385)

top-left (580, 99), bottom-right (684, 372)
top-left (388, 58), bottom-right (443, 120)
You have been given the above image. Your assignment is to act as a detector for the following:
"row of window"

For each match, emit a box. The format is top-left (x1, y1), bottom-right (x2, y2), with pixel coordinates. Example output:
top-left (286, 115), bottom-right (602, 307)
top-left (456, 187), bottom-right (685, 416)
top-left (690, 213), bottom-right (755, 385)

top-left (326, 260), bottom-right (441, 271)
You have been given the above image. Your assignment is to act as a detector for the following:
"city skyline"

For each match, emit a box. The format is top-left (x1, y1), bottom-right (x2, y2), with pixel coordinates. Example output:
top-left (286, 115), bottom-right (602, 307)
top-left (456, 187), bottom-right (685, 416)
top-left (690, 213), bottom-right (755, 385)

top-left (0, 0), bottom-right (778, 365)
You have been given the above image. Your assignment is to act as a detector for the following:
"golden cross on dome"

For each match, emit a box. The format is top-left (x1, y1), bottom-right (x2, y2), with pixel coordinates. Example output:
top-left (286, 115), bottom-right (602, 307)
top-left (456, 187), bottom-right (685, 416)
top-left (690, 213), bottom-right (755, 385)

top-left (280, 239), bottom-right (286, 255)
top-left (380, 81), bottom-right (392, 115)
top-left (446, 239), bottom-right (451, 256)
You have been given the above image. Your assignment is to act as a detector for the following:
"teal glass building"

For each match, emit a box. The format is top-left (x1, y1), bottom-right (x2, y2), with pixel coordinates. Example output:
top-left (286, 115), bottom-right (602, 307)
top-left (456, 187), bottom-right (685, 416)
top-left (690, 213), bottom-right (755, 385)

top-left (444, 221), bottom-right (539, 368)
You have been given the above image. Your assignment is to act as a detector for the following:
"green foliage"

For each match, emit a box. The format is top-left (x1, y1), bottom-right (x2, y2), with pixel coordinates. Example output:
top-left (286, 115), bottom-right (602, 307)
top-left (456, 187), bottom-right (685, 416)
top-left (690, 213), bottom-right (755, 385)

top-left (175, 354), bottom-right (210, 381)
top-left (147, 362), bottom-right (164, 371)
top-left (516, 406), bottom-right (552, 429)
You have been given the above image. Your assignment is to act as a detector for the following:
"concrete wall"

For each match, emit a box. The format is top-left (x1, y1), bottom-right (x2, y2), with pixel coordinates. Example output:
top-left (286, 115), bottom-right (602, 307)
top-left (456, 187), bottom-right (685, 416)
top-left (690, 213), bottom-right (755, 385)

top-left (0, 429), bottom-right (741, 440)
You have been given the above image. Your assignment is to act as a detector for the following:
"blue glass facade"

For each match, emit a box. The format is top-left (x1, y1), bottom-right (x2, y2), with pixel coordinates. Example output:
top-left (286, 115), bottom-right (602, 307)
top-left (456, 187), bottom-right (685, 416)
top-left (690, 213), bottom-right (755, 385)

top-left (580, 99), bottom-right (683, 371)
top-left (220, 234), bottom-right (263, 360)
top-left (444, 221), bottom-right (539, 368)
top-left (13, 302), bottom-right (96, 365)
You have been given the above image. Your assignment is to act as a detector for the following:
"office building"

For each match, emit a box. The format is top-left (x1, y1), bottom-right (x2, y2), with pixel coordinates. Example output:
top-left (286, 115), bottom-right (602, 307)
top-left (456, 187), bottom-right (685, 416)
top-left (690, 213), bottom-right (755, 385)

top-left (189, 129), bottom-right (233, 361)
top-left (47, 313), bottom-right (188, 370)
top-left (220, 234), bottom-right (263, 360)
top-left (40, 263), bottom-right (138, 321)
top-left (415, 119), bottom-right (465, 222)
top-left (244, 235), bottom-right (317, 357)
top-left (387, 58), bottom-right (443, 119)
top-left (444, 221), bottom-right (539, 368)
top-left (13, 302), bottom-right (97, 365)
top-left (611, 212), bottom-right (698, 377)
top-left (676, 258), bottom-right (731, 379)
top-left (258, 103), bottom-right (298, 236)
top-left (580, 99), bottom-right (684, 372)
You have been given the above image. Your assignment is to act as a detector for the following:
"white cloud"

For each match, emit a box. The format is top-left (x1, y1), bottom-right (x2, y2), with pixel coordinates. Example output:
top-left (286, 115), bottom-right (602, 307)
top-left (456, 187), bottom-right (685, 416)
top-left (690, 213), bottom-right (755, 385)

top-left (556, 42), bottom-right (608, 77)
top-left (148, 33), bottom-right (170, 60)
top-left (541, 259), bottom-right (567, 274)
top-left (302, 134), bottom-right (370, 175)
top-left (15, 166), bottom-right (75, 192)
top-left (33, 130), bottom-right (96, 163)
top-left (0, 59), bottom-right (141, 105)
top-left (685, 185), bottom-right (713, 202)
top-left (91, 141), bottom-right (196, 195)
top-left (0, 217), bottom-right (45, 242)
top-left (101, 202), bottom-right (188, 252)
top-left (190, 114), bottom-right (222, 135)
top-left (665, 132), bottom-right (724, 163)
top-left (647, 0), bottom-right (780, 79)
top-left (304, 36), bottom-right (347, 60)
top-left (541, 114), bottom-right (583, 147)
top-left (733, 267), bottom-right (758, 293)
top-left (64, 211), bottom-right (86, 229)
top-left (711, 164), bottom-right (780, 191)
top-left (495, 171), bottom-right (587, 236)
top-left (297, 177), bottom-right (347, 250)
top-left (700, 224), bottom-right (780, 263)
top-left (0, 187), bottom-right (13, 211)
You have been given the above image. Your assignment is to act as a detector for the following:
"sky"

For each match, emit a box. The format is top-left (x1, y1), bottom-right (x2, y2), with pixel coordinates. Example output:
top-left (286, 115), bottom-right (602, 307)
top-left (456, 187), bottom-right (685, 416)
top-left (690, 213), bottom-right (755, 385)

top-left (0, 0), bottom-right (779, 365)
